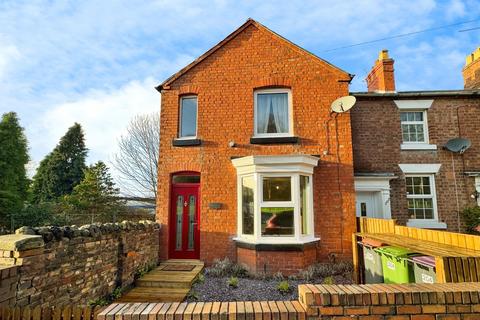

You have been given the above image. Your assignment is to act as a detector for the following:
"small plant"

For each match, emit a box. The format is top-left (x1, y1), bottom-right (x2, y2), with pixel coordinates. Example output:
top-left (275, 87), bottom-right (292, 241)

top-left (110, 287), bottom-right (123, 300)
top-left (194, 273), bottom-right (205, 284)
top-left (272, 271), bottom-right (284, 281)
top-left (88, 297), bottom-right (109, 307)
top-left (205, 258), bottom-right (249, 278)
top-left (228, 276), bottom-right (239, 288)
top-left (277, 281), bottom-right (291, 294)
top-left (187, 290), bottom-right (199, 301)
top-left (322, 276), bottom-right (335, 285)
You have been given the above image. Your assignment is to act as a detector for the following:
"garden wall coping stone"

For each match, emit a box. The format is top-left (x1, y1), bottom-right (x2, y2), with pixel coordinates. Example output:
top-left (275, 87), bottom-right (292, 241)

top-left (0, 234), bottom-right (44, 251)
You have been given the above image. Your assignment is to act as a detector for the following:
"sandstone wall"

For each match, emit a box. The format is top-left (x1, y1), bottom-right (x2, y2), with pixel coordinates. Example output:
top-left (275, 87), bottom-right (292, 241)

top-left (0, 221), bottom-right (160, 307)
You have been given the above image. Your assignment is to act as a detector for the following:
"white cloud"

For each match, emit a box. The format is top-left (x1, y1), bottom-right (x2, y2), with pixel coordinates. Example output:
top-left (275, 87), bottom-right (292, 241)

top-left (0, 39), bottom-right (20, 80)
top-left (31, 78), bottom-right (159, 170)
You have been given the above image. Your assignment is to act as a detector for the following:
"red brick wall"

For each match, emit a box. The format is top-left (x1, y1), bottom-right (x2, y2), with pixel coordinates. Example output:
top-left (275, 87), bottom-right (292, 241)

top-left (156, 23), bottom-right (356, 265)
top-left (351, 96), bottom-right (480, 231)
top-left (237, 244), bottom-right (318, 275)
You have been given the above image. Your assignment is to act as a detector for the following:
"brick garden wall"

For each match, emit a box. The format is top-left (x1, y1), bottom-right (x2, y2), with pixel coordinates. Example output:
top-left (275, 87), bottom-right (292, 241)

top-left (0, 221), bottom-right (160, 307)
top-left (351, 96), bottom-right (480, 231)
top-left (157, 21), bottom-right (356, 265)
top-left (99, 283), bottom-right (480, 320)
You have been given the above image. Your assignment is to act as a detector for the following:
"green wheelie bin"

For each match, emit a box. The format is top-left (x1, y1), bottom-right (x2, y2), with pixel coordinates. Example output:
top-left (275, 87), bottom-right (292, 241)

top-left (375, 246), bottom-right (416, 284)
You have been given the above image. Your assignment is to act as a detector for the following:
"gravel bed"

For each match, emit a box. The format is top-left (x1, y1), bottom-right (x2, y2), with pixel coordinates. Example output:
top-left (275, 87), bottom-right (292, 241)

top-left (185, 274), bottom-right (353, 302)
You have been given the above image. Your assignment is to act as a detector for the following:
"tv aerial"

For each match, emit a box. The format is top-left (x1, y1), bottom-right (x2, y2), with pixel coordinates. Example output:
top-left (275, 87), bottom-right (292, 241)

top-left (331, 96), bottom-right (356, 113)
top-left (444, 137), bottom-right (471, 154)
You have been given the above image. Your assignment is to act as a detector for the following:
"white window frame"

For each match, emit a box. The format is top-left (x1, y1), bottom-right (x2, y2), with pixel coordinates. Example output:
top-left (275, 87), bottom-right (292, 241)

top-left (232, 155), bottom-right (318, 244)
top-left (178, 95), bottom-right (198, 139)
top-left (395, 99), bottom-right (437, 150)
top-left (253, 88), bottom-right (293, 138)
top-left (405, 174), bottom-right (438, 221)
top-left (400, 110), bottom-right (429, 144)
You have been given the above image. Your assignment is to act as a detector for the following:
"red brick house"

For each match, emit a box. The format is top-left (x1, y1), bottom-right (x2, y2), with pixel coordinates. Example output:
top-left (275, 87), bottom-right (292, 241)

top-left (351, 49), bottom-right (480, 232)
top-left (155, 19), bottom-right (357, 274)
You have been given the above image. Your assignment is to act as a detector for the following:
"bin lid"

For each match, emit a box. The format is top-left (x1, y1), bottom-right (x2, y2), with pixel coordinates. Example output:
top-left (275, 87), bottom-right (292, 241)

top-left (411, 255), bottom-right (436, 268)
top-left (375, 246), bottom-right (414, 257)
top-left (362, 237), bottom-right (386, 248)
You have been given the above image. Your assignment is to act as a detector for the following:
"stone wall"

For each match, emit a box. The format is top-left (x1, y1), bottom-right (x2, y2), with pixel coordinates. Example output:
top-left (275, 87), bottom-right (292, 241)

top-left (0, 221), bottom-right (160, 307)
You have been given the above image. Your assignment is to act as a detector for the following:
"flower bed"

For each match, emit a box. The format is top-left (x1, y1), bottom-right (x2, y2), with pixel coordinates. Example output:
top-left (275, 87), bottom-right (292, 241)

top-left (186, 258), bottom-right (353, 302)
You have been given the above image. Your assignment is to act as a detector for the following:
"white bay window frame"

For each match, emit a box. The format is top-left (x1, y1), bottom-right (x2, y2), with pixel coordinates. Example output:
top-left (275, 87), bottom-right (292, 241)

top-left (232, 155), bottom-right (318, 244)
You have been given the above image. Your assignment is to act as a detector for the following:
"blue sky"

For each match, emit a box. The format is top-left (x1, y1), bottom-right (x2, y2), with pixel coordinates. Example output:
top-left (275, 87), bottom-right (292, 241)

top-left (0, 0), bottom-right (479, 180)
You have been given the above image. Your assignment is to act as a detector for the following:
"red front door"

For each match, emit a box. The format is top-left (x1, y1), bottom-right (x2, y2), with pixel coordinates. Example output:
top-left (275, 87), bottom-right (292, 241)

top-left (169, 182), bottom-right (200, 259)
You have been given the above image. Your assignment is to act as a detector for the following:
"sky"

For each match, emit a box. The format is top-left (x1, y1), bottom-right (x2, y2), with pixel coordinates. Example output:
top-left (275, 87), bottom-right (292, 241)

top-left (0, 0), bottom-right (479, 183)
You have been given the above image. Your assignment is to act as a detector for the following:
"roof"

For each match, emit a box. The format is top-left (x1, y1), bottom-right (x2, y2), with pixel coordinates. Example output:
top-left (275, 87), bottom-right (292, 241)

top-left (156, 18), bottom-right (353, 92)
top-left (352, 89), bottom-right (480, 98)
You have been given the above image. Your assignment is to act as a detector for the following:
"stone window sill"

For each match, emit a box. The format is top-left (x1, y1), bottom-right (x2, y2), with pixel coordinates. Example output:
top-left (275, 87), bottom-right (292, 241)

top-left (250, 136), bottom-right (299, 144)
top-left (172, 138), bottom-right (201, 147)
top-left (401, 143), bottom-right (437, 151)
top-left (406, 219), bottom-right (447, 229)
top-left (233, 237), bottom-right (319, 251)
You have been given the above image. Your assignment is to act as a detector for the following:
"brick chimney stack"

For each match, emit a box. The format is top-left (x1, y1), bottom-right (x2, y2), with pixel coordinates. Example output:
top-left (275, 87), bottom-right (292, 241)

top-left (366, 49), bottom-right (396, 92)
top-left (463, 47), bottom-right (480, 89)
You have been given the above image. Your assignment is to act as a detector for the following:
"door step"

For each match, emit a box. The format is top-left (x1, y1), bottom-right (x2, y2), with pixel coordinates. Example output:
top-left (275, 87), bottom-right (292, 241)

top-left (120, 260), bottom-right (204, 302)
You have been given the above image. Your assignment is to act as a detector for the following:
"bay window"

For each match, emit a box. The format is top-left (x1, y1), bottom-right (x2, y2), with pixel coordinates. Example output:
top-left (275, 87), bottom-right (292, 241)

top-left (233, 155), bottom-right (318, 244)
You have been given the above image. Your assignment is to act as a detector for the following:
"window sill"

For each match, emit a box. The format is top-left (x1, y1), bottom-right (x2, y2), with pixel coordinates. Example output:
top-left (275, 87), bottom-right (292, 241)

top-left (233, 237), bottom-right (319, 251)
top-left (406, 219), bottom-right (447, 229)
top-left (401, 143), bottom-right (437, 151)
top-left (172, 138), bottom-right (201, 147)
top-left (250, 136), bottom-right (299, 144)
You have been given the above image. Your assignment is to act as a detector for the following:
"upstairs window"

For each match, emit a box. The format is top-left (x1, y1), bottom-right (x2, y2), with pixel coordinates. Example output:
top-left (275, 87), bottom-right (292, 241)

top-left (179, 96), bottom-right (197, 138)
top-left (400, 111), bottom-right (427, 143)
top-left (254, 89), bottom-right (292, 137)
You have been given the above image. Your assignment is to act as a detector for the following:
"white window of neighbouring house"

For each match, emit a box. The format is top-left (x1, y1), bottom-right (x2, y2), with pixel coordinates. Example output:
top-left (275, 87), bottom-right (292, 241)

top-left (179, 96), bottom-right (197, 138)
top-left (395, 100), bottom-right (436, 150)
top-left (254, 89), bottom-right (292, 137)
top-left (233, 155), bottom-right (318, 244)
top-left (400, 111), bottom-right (427, 143)
top-left (406, 175), bottom-right (437, 220)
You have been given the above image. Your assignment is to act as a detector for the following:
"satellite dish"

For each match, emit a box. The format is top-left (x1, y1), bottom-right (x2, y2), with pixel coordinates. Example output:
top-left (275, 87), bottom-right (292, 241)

top-left (444, 138), bottom-right (471, 154)
top-left (331, 96), bottom-right (356, 113)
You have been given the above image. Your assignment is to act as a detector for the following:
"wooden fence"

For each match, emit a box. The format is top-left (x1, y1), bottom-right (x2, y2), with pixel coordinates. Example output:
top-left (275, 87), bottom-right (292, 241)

top-left (358, 217), bottom-right (480, 251)
top-left (354, 217), bottom-right (480, 284)
top-left (0, 305), bottom-right (105, 320)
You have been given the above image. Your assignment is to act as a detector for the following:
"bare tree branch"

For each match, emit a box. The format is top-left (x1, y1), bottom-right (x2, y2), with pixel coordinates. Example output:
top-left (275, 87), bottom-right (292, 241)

top-left (113, 112), bottom-right (159, 198)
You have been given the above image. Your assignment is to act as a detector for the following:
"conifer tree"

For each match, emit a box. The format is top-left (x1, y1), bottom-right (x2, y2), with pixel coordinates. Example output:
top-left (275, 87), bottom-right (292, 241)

top-left (0, 112), bottom-right (29, 228)
top-left (63, 161), bottom-right (124, 223)
top-left (31, 123), bottom-right (87, 202)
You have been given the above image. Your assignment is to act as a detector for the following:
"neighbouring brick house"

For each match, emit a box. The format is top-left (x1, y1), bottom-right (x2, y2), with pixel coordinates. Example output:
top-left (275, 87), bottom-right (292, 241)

top-left (155, 19), bottom-right (357, 274)
top-left (351, 49), bottom-right (480, 232)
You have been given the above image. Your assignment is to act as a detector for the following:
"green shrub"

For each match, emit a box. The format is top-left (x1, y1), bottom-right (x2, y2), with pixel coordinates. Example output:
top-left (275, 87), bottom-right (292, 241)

top-left (194, 273), bottom-right (205, 284)
top-left (187, 290), bottom-right (199, 300)
top-left (322, 276), bottom-right (335, 285)
top-left (228, 276), bottom-right (239, 288)
top-left (206, 258), bottom-right (248, 278)
top-left (88, 297), bottom-right (109, 307)
top-left (277, 281), bottom-right (291, 294)
top-left (300, 261), bottom-right (353, 280)
top-left (462, 206), bottom-right (480, 234)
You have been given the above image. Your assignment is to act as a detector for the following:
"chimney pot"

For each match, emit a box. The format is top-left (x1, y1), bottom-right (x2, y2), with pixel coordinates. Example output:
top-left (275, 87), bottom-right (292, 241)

top-left (366, 49), bottom-right (396, 92)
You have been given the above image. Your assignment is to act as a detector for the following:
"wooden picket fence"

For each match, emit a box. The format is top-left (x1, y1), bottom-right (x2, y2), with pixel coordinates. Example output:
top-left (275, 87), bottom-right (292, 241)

top-left (354, 217), bottom-right (480, 284)
top-left (0, 305), bottom-right (105, 320)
